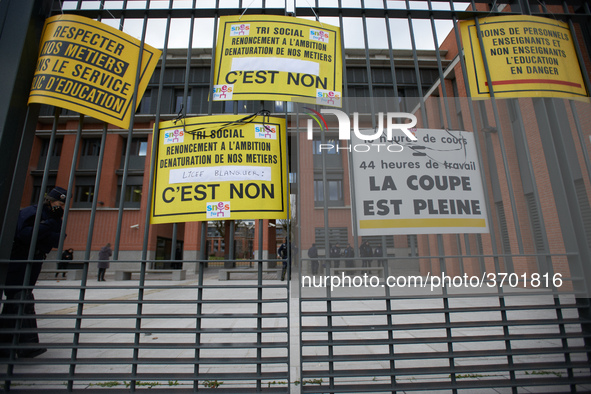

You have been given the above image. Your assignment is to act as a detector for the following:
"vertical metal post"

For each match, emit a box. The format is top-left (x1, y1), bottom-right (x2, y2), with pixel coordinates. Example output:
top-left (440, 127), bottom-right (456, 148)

top-left (534, 97), bottom-right (591, 373)
top-left (114, 29), bottom-right (147, 262)
top-left (27, 109), bottom-right (61, 261)
top-left (449, 0), bottom-right (498, 277)
top-left (0, 106), bottom-right (41, 287)
top-left (506, 99), bottom-right (553, 274)
top-left (437, 234), bottom-right (457, 392)
top-left (207, 1), bottom-right (220, 117)
top-left (229, 221), bottom-right (235, 263)
top-left (5, 107), bottom-right (60, 387)
top-left (473, 16), bottom-right (525, 256)
top-left (57, 114), bottom-right (84, 259)
top-left (536, 98), bottom-right (591, 294)
top-left (427, 0), bottom-right (452, 126)
top-left (195, 221), bottom-right (207, 389)
top-left (0, 0), bottom-right (51, 236)
top-left (256, 218), bottom-right (264, 389)
top-left (68, 121), bottom-right (108, 390)
top-left (568, 101), bottom-right (591, 189)
top-left (451, 7), bottom-right (518, 390)
top-left (382, 0), bottom-right (400, 110)
top-left (131, 1), bottom-right (169, 390)
top-left (404, 0), bottom-right (428, 127)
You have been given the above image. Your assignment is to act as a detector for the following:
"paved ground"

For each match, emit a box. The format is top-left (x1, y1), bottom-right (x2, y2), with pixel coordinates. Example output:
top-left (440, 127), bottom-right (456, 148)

top-left (1, 268), bottom-right (590, 393)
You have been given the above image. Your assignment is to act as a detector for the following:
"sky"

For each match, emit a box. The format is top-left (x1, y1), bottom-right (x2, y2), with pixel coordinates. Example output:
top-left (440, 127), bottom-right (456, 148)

top-left (63, 0), bottom-right (469, 50)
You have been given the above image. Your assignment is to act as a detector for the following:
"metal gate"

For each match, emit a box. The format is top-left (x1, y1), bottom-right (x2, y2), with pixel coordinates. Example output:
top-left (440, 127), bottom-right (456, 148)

top-left (1, 0), bottom-right (591, 392)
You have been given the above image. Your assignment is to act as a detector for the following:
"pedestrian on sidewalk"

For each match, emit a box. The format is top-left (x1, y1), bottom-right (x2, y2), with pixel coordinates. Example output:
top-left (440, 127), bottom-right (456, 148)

top-left (278, 238), bottom-right (290, 281)
top-left (57, 248), bottom-right (73, 278)
top-left (308, 243), bottom-right (318, 275)
top-left (97, 243), bottom-right (112, 282)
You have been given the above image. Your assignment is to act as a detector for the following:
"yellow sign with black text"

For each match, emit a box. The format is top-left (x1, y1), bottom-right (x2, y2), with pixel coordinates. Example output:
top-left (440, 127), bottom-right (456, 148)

top-left (151, 115), bottom-right (289, 224)
top-left (461, 15), bottom-right (587, 99)
top-left (28, 15), bottom-right (161, 128)
top-left (213, 15), bottom-right (342, 107)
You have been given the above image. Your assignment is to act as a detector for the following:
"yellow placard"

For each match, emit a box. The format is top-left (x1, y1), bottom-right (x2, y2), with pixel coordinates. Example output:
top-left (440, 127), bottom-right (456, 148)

top-left (460, 15), bottom-right (587, 99)
top-left (28, 15), bottom-right (161, 128)
top-left (213, 15), bottom-right (342, 107)
top-left (151, 115), bottom-right (289, 224)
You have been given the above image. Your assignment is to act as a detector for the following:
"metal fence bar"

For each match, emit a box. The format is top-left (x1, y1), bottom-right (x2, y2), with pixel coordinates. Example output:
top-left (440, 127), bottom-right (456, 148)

top-left (67, 121), bottom-right (107, 392)
top-left (473, 15), bottom-right (525, 257)
top-left (2, 0), bottom-right (591, 392)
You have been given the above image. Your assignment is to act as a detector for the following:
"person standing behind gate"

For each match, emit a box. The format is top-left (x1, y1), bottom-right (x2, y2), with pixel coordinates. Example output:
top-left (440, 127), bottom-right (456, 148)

top-left (97, 243), bottom-right (112, 282)
top-left (343, 243), bottom-right (354, 268)
top-left (308, 243), bottom-right (319, 275)
top-left (172, 247), bottom-right (183, 269)
top-left (374, 244), bottom-right (384, 266)
top-left (2, 186), bottom-right (67, 358)
top-left (57, 248), bottom-right (73, 278)
top-left (360, 240), bottom-right (373, 267)
top-left (278, 238), bottom-right (290, 281)
top-left (330, 243), bottom-right (341, 269)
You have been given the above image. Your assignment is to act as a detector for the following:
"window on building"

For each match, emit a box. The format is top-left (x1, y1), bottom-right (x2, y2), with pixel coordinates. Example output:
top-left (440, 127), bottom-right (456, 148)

top-left (175, 90), bottom-right (192, 114)
top-left (138, 141), bottom-right (148, 156)
top-left (122, 138), bottom-right (148, 157)
top-left (312, 138), bottom-right (343, 169)
top-left (314, 178), bottom-right (344, 207)
top-left (116, 185), bottom-right (142, 208)
top-left (274, 101), bottom-right (293, 113)
top-left (138, 89), bottom-right (152, 113)
top-left (451, 78), bottom-right (465, 130)
top-left (73, 177), bottom-right (95, 208)
top-left (78, 138), bottom-right (101, 170)
top-left (314, 227), bottom-right (349, 246)
top-left (121, 137), bottom-right (148, 170)
top-left (81, 138), bottom-right (101, 157)
top-left (362, 235), bottom-right (395, 248)
top-left (188, 86), bottom-right (210, 114)
top-left (224, 100), bottom-right (254, 113)
top-left (36, 137), bottom-right (62, 177)
top-left (40, 138), bottom-right (63, 158)
top-left (30, 179), bottom-right (56, 205)
top-left (116, 176), bottom-right (143, 208)
top-left (312, 139), bottom-right (339, 154)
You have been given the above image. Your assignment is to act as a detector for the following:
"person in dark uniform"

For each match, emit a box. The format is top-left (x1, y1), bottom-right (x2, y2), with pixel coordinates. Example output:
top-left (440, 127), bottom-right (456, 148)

top-left (343, 243), bottom-right (354, 267)
top-left (360, 240), bottom-right (373, 268)
top-left (172, 247), bottom-right (183, 269)
top-left (57, 248), bottom-right (73, 278)
top-left (2, 186), bottom-right (67, 358)
top-left (330, 243), bottom-right (341, 268)
top-left (278, 238), bottom-right (290, 281)
top-left (308, 243), bottom-right (319, 275)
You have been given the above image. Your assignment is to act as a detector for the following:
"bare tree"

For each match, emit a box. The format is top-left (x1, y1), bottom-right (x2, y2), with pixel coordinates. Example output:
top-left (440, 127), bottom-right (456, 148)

top-left (210, 220), bottom-right (242, 239)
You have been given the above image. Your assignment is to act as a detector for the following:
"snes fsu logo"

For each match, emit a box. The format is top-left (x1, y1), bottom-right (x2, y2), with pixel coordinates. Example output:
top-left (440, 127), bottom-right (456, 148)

top-left (206, 201), bottom-right (231, 218)
top-left (254, 124), bottom-right (277, 139)
top-left (212, 84), bottom-right (233, 100)
top-left (164, 128), bottom-right (184, 145)
top-left (230, 24), bottom-right (250, 36)
top-left (316, 89), bottom-right (341, 106)
top-left (310, 29), bottom-right (329, 42)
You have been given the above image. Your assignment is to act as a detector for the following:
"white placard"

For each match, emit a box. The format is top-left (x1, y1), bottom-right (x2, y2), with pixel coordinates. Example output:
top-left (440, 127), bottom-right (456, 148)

top-left (350, 129), bottom-right (489, 235)
top-left (169, 166), bottom-right (272, 184)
